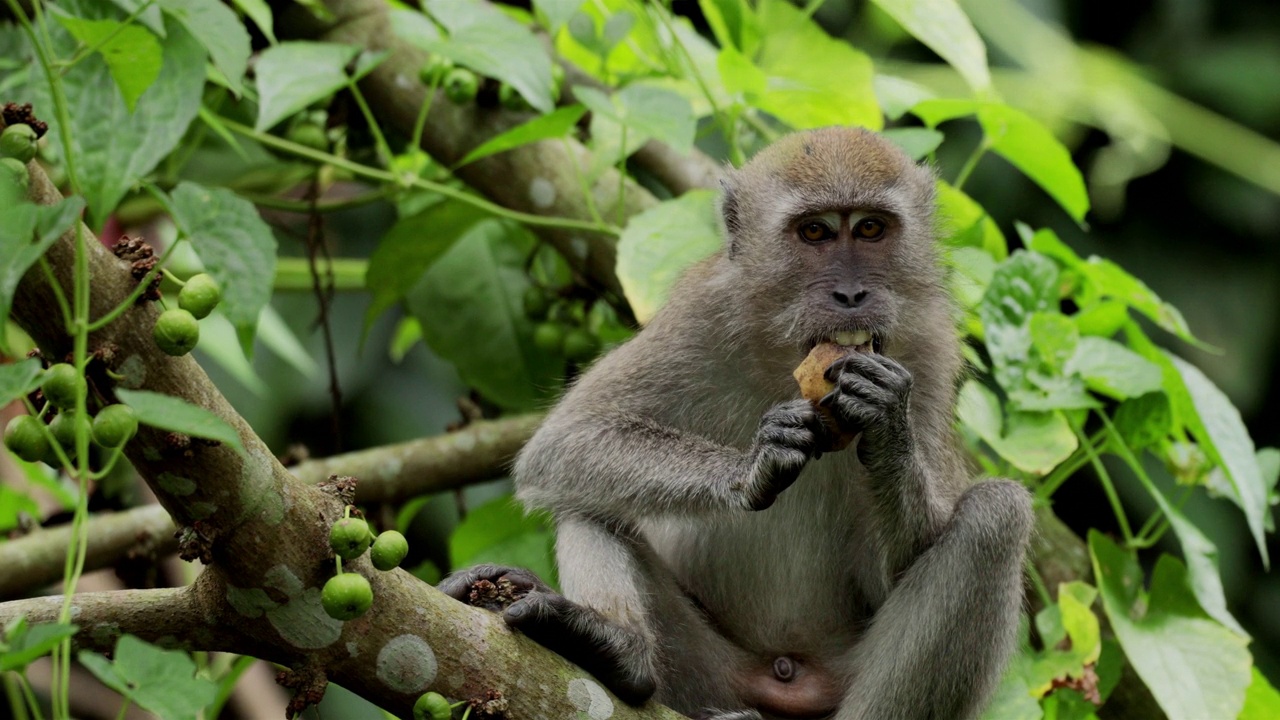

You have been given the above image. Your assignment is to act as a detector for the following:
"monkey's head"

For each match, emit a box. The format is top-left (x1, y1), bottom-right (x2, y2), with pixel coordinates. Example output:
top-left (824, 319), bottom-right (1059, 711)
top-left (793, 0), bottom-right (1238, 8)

top-left (719, 126), bottom-right (946, 360)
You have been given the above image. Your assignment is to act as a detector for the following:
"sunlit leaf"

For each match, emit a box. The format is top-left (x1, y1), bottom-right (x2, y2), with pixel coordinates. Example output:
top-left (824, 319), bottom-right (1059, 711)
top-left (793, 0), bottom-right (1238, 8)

top-left (0, 620), bottom-right (78, 673)
top-left (700, 0), bottom-right (760, 55)
top-left (457, 105), bottom-right (587, 167)
top-left (450, 495), bottom-right (557, 587)
top-left (883, 127), bottom-right (944, 160)
top-left (158, 0), bottom-right (251, 96)
top-left (115, 389), bottom-right (246, 455)
top-left (870, 0), bottom-right (990, 91)
top-left (617, 190), bottom-right (721, 324)
top-left (977, 104), bottom-right (1089, 224)
top-left (957, 381), bottom-right (1077, 474)
top-left (0, 197), bottom-right (85, 355)
top-left (0, 359), bottom-right (43, 408)
top-left (53, 12), bottom-right (162, 112)
top-left (1066, 337), bottom-right (1163, 400)
top-left (79, 635), bottom-right (216, 720)
top-left (254, 42), bottom-right (383, 131)
top-left (230, 0), bottom-right (275, 43)
top-left (1241, 667), bottom-right (1280, 720)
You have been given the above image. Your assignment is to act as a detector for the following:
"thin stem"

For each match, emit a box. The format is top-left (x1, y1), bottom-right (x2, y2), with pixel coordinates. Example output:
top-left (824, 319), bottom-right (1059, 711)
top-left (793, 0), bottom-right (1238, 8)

top-left (218, 118), bottom-right (622, 236)
top-left (18, 674), bottom-right (44, 720)
top-left (1096, 413), bottom-right (1189, 549)
top-left (616, 124), bottom-right (628, 227)
top-left (650, 2), bottom-right (741, 165)
top-left (274, 258), bottom-right (366, 292)
top-left (239, 187), bottom-right (394, 214)
top-left (560, 138), bottom-right (605, 226)
top-left (1036, 428), bottom-right (1107, 500)
top-left (953, 138), bottom-right (990, 191)
top-left (346, 79), bottom-right (394, 169)
top-left (37, 258), bottom-right (74, 334)
top-left (1071, 418), bottom-right (1134, 544)
top-left (410, 71), bottom-right (441, 154)
top-left (1026, 557), bottom-right (1054, 608)
top-left (3, 674), bottom-right (29, 720)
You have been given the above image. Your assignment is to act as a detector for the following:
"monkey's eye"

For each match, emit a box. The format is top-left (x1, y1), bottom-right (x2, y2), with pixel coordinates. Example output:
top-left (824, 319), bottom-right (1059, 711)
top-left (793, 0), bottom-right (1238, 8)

top-left (798, 222), bottom-right (833, 243)
top-left (853, 217), bottom-right (887, 241)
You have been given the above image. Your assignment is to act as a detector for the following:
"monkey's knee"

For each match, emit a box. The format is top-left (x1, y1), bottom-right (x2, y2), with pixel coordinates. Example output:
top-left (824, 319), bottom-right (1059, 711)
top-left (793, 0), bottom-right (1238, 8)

top-left (952, 480), bottom-right (1034, 561)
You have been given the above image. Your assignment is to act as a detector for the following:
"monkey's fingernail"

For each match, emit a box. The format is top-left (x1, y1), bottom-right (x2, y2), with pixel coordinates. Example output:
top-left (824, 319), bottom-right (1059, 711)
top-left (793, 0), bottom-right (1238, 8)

top-left (505, 603), bottom-right (529, 621)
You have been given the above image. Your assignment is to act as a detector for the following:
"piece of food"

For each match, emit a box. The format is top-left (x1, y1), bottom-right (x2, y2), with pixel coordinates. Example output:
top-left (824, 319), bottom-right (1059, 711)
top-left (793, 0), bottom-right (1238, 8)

top-left (153, 309), bottom-right (200, 356)
top-left (330, 517), bottom-right (373, 560)
top-left (321, 573), bottom-right (373, 621)
top-left (370, 530), bottom-right (409, 571)
top-left (0, 124), bottom-right (37, 163)
top-left (4, 415), bottom-right (49, 463)
top-left (42, 363), bottom-right (84, 409)
top-left (178, 273), bottom-right (221, 320)
top-left (793, 330), bottom-right (877, 450)
top-left (413, 692), bottom-right (453, 720)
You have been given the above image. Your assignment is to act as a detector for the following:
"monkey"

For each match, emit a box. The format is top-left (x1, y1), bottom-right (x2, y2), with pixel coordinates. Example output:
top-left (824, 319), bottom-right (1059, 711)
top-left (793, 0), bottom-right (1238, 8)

top-left (440, 127), bottom-right (1033, 720)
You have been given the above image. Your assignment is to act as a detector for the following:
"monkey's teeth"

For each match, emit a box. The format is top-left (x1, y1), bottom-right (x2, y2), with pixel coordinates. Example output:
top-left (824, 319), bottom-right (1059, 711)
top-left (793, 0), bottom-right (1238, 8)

top-left (832, 330), bottom-right (872, 347)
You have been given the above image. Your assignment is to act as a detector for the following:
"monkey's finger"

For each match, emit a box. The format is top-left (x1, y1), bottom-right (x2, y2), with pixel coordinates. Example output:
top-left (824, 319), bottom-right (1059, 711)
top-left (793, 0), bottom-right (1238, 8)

top-left (437, 564), bottom-right (549, 600)
top-left (825, 351), bottom-right (909, 389)
top-left (820, 393), bottom-right (880, 431)
top-left (834, 373), bottom-right (896, 408)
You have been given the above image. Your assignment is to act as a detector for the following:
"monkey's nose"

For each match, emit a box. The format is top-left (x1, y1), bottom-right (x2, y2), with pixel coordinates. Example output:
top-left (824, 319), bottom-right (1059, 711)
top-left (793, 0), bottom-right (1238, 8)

top-left (831, 288), bottom-right (869, 309)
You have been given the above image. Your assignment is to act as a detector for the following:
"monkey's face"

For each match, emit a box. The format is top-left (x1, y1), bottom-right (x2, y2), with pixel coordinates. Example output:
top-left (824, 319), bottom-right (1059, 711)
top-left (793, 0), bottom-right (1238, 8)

top-left (721, 127), bottom-right (944, 362)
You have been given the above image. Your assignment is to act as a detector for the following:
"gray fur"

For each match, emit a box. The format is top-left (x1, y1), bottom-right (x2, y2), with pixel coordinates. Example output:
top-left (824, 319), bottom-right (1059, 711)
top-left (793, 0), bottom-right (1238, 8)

top-left (509, 128), bottom-right (1033, 719)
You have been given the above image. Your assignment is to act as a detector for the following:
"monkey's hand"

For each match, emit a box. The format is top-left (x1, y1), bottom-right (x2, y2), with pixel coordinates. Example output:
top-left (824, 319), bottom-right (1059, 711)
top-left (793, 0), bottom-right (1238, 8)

top-left (741, 400), bottom-right (829, 511)
top-left (438, 565), bottom-right (658, 706)
top-left (819, 352), bottom-right (914, 473)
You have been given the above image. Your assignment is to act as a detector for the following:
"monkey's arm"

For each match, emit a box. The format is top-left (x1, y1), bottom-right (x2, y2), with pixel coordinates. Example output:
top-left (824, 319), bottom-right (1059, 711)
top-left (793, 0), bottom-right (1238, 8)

top-left (516, 400), bottom-right (829, 519)
top-left (821, 353), bottom-right (958, 577)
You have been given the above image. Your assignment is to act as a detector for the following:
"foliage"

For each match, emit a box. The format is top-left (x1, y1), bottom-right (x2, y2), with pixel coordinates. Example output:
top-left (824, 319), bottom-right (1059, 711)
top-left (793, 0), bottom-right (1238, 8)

top-left (0, 0), bottom-right (1277, 717)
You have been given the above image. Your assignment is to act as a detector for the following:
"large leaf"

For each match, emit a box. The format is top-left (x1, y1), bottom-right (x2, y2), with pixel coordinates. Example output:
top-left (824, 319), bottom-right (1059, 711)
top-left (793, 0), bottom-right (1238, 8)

top-left (52, 12), bottom-right (162, 112)
top-left (1089, 533), bottom-right (1250, 720)
top-left (30, 2), bottom-right (205, 228)
top-left (450, 495), bottom-right (557, 587)
top-left (421, 0), bottom-right (555, 113)
top-left (0, 359), bottom-right (42, 408)
top-left (1241, 667), bottom-right (1280, 720)
top-left (1168, 354), bottom-right (1271, 566)
top-left (753, 0), bottom-right (880, 130)
top-left (254, 42), bottom-right (383, 131)
top-left (405, 220), bottom-right (562, 411)
top-left (870, 0), bottom-right (990, 91)
top-left (0, 619), bottom-right (79, 673)
top-left (456, 105), bottom-right (587, 167)
top-left (158, 0), bottom-right (250, 96)
top-left (115, 389), bottom-right (245, 455)
top-left (1065, 336), bottom-right (1163, 400)
top-left (0, 197), bottom-right (85, 354)
top-left (957, 380), bottom-right (1077, 475)
top-left (79, 635), bottom-right (216, 720)
top-left (167, 182), bottom-right (277, 354)
top-left (977, 104), bottom-right (1089, 224)
top-left (616, 190), bottom-right (721, 325)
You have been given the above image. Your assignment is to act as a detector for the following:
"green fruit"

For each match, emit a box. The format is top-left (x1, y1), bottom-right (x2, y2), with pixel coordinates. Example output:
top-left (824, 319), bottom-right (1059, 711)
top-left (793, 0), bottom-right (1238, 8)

top-left (153, 309), bottom-right (200, 356)
top-left (533, 322), bottom-right (568, 354)
top-left (330, 517), bottom-right (373, 560)
top-left (413, 691), bottom-right (453, 720)
top-left (321, 572), bottom-right (373, 621)
top-left (4, 416), bottom-right (50, 464)
top-left (370, 530), bottom-right (409, 571)
top-left (178, 274), bottom-right (221, 320)
top-left (48, 412), bottom-right (89, 458)
top-left (1, 157), bottom-right (29, 193)
top-left (418, 55), bottom-right (454, 85)
top-left (91, 405), bottom-right (138, 448)
top-left (442, 68), bottom-right (479, 104)
top-left (0, 124), bottom-right (37, 163)
top-left (523, 287), bottom-right (552, 320)
top-left (498, 83), bottom-right (530, 111)
top-left (42, 363), bottom-right (84, 410)
top-left (562, 328), bottom-right (601, 362)
top-left (287, 122), bottom-right (328, 152)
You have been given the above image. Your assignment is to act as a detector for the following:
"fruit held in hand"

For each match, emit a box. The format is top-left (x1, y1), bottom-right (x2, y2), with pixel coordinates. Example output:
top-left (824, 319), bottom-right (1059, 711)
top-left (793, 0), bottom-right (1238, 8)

top-left (42, 363), bottom-right (84, 409)
top-left (370, 530), bottom-right (409, 571)
top-left (793, 341), bottom-right (864, 451)
top-left (91, 405), bottom-right (139, 448)
top-left (4, 415), bottom-right (50, 464)
top-left (178, 273), bottom-right (221, 320)
top-left (321, 573), bottom-right (373, 621)
top-left (153, 309), bottom-right (200, 356)
top-left (413, 692), bottom-right (453, 720)
top-left (0, 124), bottom-right (37, 163)
top-left (330, 517), bottom-right (373, 560)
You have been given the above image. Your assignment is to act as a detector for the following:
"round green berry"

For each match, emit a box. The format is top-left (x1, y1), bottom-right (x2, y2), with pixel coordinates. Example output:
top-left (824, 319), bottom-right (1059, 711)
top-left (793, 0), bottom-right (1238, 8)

top-left (533, 322), bottom-right (568, 354)
top-left (153, 308), bottom-right (200, 356)
top-left (0, 124), bottom-right (37, 164)
top-left (523, 287), bottom-right (552, 320)
top-left (91, 404), bottom-right (138, 448)
top-left (370, 530), bottom-right (409, 571)
top-left (287, 122), bottom-right (328, 152)
top-left (330, 517), bottom-right (373, 560)
top-left (413, 691), bottom-right (453, 720)
top-left (178, 274), bottom-right (221, 320)
top-left (42, 363), bottom-right (85, 410)
top-left (1, 157), bottom-right (29, 194)
top-left (418, 55), bottom-right (454, 85)
top-left (562, 328), bottom-right (601, 362)
top-left (4, 415), bottom-right (50, 464)
top-left (48, 411), bottom-right (89, 458)
top-left (443, 68), bottom-right (479, 105)
top-left (321, 572), bottom-right (373, 621)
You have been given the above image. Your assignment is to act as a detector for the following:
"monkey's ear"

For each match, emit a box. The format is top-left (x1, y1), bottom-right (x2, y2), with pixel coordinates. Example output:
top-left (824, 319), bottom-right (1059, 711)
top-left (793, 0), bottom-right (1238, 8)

top-left (720, 179), bottom-right (741, 256)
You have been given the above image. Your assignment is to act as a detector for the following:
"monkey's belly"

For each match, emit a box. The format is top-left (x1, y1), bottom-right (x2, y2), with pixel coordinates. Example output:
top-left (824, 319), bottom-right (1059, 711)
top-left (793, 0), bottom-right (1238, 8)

top-left (736, 656), bottom-right (841, 719)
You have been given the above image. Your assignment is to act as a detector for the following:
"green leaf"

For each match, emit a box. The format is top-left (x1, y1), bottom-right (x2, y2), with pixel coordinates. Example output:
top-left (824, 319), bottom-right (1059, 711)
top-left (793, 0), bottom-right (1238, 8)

top-left (869, 0), bottom-right (990, 91)
top-left (911, 97), bottom-right (978, 128)
top-left (167, 182), bottom-right (277, 354)
top-left (32, 5), bottom-right (205, 227)
top-left (700, 0), bottom-right (760, 55)
top-left (79, 635), bottom-right (216, 720)
top-left (158, 0), bottom-right (250, 96)
top-left (977, 670), bottom-right (1041, 720)
top-left (115, 389), bottom-right (246, 455)
top-left (1240, 667), bottom-right (1280, 720)
top-left (717, 46), bottom-right (767, 99)
top-left (230, 0), bottom-right (275, 43)
top-left (935, 180), bottom-right (1006, 259)
top-left (0, 486), bottom-right (38, 533)
top-left (53, 13), bottom-right (162, 112)
top-left (957, 381), bottom-right (1077, 474)
top-left (0, 620), bottom-right (79, 673)
top-left (254, 42), bottom-right (382, 131)
top-left (422, 0), bottom-right (555, 113)
top-left (532, 0), bottom-right (584, 32)
top-left (874, 74), bottom-right (935, 121)
top-left (1168, 354), bottom-right (1270, 566)
top-left (450, 495), bottom-right (557, 587)
top-left (0, 358), bottom-right (42, 408)
top-left (1080, 258), bottom-right (1195, 342)
top-left (1065, 336), bottom-right (1163, 400)
top-left (364, 199), bottom-right (489, 331)
top-left (977, 104), bottom-right (1089, 223)
top-left (753, 0), bottom-right (880, 130)
top-left (578, 84), bottom-right (696, 165)
top-left (979, 251), bottom-right (1058, 395)
top-left (0, 197), bottom-right (85, 355)
top-left (405, 220), bottom-right (562, 411)
top-left (947, 246), bottom-right (996, 310)
top-left (1113, 392), bottom-right (1172, 450)
top-left (882, 127), bottom-right (944, 160)
top-left (617, 190), bottom-right (722, 325)
top-left (108, 0), bottom-right (166, 36)
top-left (1089, 533), bottom-right (1250, 720)
top-left (456, 105), bottom-right (587, 167)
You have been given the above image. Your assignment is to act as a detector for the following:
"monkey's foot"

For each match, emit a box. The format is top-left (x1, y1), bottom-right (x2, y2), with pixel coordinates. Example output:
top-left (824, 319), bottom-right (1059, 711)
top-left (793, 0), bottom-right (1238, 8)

top-left (438, 564), bottom-right (658, 706)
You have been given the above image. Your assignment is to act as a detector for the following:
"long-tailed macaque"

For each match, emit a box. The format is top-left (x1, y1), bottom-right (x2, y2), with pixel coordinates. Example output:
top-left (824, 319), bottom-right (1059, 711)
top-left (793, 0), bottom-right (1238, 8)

top-left (441, 127), bottom-right (1033, 720)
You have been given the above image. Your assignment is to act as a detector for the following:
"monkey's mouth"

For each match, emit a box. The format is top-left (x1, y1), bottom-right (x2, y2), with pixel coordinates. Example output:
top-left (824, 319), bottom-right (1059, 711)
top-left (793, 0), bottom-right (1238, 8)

top-left (828, 329), bottom-right (882, 354)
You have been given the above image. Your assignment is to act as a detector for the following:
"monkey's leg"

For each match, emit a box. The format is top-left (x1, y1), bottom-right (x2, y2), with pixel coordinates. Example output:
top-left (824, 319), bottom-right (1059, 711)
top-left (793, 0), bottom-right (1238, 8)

top-left (834, 480), bottom-right (1033, 720)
